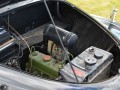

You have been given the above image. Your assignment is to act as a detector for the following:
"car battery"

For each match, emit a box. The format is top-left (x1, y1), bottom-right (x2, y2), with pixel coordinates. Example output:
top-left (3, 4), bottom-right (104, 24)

top-left (59, 46), bottom-right (113, 83)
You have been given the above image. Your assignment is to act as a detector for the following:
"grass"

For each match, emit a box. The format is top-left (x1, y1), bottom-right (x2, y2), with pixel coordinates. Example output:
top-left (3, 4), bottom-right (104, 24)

top-left (67, 0), bottom-right (120, 22)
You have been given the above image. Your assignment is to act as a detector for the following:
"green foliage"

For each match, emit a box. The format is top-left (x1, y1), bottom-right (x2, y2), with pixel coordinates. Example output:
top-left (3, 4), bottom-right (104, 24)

top-left (67, 0), bottom-right (120, 22)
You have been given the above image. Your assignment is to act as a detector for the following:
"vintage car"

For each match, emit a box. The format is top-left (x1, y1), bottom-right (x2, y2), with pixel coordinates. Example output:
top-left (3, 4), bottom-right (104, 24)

top-left (0, 0), bottom-right (120, 90)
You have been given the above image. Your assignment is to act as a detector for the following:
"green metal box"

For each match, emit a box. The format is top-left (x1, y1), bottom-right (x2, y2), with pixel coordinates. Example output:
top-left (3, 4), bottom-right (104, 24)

top-left (28, 51), bottom-right (62, 78)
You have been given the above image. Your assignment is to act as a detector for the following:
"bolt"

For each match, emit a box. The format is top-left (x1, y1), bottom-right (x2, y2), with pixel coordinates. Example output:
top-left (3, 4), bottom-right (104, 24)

top-left (89, 46), bottom-right (94, 52)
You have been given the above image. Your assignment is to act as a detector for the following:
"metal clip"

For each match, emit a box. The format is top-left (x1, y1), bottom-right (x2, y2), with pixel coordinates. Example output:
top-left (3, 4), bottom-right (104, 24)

top-left (110, 7), bottom-right (118, 22)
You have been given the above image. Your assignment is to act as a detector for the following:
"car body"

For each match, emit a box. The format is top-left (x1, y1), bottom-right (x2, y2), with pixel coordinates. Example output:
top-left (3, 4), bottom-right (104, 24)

top-left (0, 0), bottom-right (120, 90)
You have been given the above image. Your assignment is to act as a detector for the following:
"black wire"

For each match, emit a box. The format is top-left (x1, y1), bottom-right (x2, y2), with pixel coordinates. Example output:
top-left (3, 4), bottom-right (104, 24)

top-left (50, 43), bottom-right (54, 56)
top-left (43, 0), bottom-right (79, 83)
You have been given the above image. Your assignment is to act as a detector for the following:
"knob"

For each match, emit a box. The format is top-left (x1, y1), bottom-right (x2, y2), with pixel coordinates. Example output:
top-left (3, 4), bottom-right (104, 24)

top-left (85, 57), bottom-right (97, 65)
top-left (89, 46), bottom-right (94, 52)
top-left (85, 57), bottom-right (97, 70)
top-left (94, 51), bottom-right (103, 59)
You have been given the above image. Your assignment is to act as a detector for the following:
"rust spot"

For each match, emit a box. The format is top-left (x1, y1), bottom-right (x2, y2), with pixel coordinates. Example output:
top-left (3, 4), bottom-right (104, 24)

top-left (43, 55), bottom-right (52, 61)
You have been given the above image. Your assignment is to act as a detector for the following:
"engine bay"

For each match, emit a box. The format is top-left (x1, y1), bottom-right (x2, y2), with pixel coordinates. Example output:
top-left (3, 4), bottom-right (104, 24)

top-left (0, 1), bottom-right (120, 83)
top-left (0, 23), bottom-right (117, 83)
